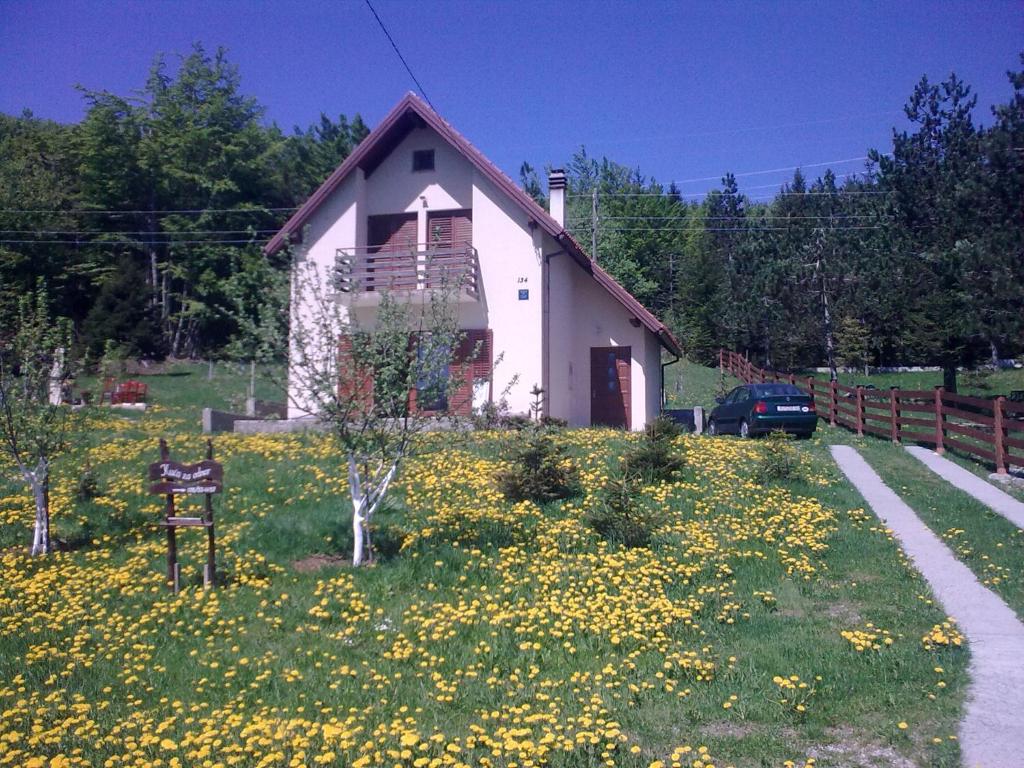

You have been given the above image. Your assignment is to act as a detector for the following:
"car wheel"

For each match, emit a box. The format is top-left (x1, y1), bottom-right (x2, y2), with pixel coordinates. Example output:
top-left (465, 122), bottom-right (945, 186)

top-left (708, 419), bottom-right (718, 436)
top-left (739, 419), bottom-right (750, 439)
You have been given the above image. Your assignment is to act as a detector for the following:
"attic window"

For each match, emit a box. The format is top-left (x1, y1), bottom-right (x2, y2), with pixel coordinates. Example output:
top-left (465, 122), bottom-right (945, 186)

top-left (412, 149), bottom-right (435, 172)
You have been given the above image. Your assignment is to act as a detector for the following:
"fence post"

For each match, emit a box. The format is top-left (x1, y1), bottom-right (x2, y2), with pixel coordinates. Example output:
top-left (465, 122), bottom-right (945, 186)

top-left (994, 396), bottom-right (1007, 475)
top-left (855, 385), bottom-right (864, 436)
top-left (889, 386), bottom-right (900, 444)
top-left (934, 386), bottom-right (945, 455)
top-left (829, 380), bottom-right (837, 427)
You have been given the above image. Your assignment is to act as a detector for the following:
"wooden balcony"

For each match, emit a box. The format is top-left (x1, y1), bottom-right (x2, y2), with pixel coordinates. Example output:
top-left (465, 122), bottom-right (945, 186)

top-left (334, 242), bottom-right (480, 301)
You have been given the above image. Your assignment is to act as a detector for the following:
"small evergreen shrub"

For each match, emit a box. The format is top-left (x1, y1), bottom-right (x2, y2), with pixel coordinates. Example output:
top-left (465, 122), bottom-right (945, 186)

top-left (496, 434), bottom-right (580, 503)
top-left (645, 415), bottom-right (684, 442)
top-left (368, 523), bottom-right (407, 562)
top-left (75, 465), bottom-right (100, 501)
top-left (585, 478), bottom-right (665, 548)
top-left (620, 416), bottom-right (686, 483)
top-left (755, 430), bottom-right (804, 482)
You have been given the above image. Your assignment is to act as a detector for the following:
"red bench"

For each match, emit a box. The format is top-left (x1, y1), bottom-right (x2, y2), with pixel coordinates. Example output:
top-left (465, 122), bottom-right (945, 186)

top-left (111, 380), bottom-right (148, 404)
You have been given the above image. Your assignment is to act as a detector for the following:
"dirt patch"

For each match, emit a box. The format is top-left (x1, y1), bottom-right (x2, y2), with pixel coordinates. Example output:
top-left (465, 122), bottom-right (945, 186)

top-left (825, 600), bottom-right (863, 625)
top-left (808, 727), bottom-right (916, 768)
top-left (292, 553), bottom-right (351, 572)
top-left (698, 720), bottom-right (762, 740)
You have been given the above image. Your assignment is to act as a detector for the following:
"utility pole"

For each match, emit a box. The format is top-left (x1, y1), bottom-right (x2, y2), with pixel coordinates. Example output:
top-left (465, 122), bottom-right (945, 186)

top-left (591, 187), bottom-right (598, 262)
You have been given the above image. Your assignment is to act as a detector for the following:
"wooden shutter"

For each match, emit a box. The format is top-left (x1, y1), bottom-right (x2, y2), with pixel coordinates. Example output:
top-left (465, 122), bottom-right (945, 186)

top-left (368, 213), bottom-right (417, 252)
top-left (366, 213), bottom-right (417, 290)
top-left (450, 329), bottom-right (491, 415)
top-left (427, 210), bottom-right (472, 247)
top-left (338, 335), bottom-right (374, 416)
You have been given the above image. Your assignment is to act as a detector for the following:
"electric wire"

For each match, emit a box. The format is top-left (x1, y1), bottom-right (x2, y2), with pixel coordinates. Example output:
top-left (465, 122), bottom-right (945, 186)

top-left (0, 207), bottom-right (298, 215)
top-left (364, 0), bottom-right (435, 111)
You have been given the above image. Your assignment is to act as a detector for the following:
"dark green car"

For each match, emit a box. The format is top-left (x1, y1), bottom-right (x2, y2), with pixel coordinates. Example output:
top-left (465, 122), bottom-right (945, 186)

top-left (708, 383), bottom-right (818, 438)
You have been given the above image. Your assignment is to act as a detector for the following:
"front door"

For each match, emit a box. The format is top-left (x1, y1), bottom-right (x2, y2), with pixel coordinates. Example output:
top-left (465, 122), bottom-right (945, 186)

top-left (590, 347), bottom-right (631, 429)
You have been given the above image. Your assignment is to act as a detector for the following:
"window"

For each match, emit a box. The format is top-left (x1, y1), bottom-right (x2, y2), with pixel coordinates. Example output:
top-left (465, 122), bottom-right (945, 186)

top-left (753, 383), bottom-right (804, 397)
top-left (414, 335), bottom-right (449, 412)
top-left (412, 149), bottom-right (435, 172)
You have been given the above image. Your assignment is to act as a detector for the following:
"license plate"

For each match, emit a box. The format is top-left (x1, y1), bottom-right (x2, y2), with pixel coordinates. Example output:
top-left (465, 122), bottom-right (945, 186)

top-left (776, 405), bottom-right (802, 412)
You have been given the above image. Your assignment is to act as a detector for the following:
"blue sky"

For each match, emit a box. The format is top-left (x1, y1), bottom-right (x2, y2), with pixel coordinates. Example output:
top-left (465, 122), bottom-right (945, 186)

top-left (1, 0), bottom-right (1021, 199)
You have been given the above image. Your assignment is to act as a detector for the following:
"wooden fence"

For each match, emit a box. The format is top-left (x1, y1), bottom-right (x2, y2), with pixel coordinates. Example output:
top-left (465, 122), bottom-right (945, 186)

top-left (719, 349), bottom-right (1023, 474)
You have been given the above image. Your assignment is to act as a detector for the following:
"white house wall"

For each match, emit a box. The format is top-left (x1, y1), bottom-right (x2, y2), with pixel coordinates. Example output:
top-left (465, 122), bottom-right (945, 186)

top-left (558, 261), bottom-right (655, 430)
top-left (287, 170), bottom-right (361, 419)
top-left (544, 249), bottom-right (576, 424)
top-left (365, 128), bottom-right (473, 222)
top-left (470, 171), bottom-right (543, 414)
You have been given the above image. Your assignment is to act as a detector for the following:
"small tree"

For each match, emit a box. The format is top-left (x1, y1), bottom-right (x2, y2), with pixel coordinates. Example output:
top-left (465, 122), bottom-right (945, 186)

top-left (0, 286), bottom-right (75, 555)
top-left (835, 316), bottom-right (871, 376)
top-left (242, 255), bottom-right (478, 565)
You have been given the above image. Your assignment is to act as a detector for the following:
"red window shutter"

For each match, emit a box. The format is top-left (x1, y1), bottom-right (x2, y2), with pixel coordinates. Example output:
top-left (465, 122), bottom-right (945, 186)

top-left (428, 215), bottom-right (452, 246)
top-left (427, 210), bottom-right (472, 247)
top-left (449, 329), bottom-right (492, 414)
top-left (369, 213), bottom-right (417, 252)
top-left (337, 335), bottom-right (374, 415)
top-left (453, 212), bottom-right (472, 246)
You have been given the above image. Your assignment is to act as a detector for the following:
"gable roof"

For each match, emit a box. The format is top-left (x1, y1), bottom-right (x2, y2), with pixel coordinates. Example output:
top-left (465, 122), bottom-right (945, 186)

top-left (265, 92), bottom-right (680, 356)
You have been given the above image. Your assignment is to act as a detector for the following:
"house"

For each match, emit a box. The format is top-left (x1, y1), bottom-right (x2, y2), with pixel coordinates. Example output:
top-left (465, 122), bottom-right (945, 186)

top-left (264, 93), bottom-right (680, 430)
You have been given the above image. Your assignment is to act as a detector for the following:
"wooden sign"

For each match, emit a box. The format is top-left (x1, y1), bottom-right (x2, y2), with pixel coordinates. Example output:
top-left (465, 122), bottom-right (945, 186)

top-left (153, 438), bottom-right (222, 593)
top-left (148, 460), bottom-right (223, 483)
top-left (149, 481), bottom-right (222, 495)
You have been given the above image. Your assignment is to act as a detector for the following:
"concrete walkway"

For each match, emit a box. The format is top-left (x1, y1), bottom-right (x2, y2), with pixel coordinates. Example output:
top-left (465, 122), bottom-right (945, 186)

top-left (905, 446), bottom-right (1024, 529)
top-left (830, 445), bottom-right (1024, 768)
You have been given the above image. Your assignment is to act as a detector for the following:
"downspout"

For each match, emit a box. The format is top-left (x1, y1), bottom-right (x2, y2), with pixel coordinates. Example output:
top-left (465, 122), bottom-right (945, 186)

top-left (542, 249), bottom-right (567, 419)
top-left (661, 346), bottom-right (681, 410)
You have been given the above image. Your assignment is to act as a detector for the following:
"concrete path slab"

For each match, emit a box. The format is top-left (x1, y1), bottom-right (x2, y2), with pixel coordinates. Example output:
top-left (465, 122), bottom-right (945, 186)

top-left (905, 446), bottom-right (1024, 529)
top-left (830, 445), bottom-right (1024, 768)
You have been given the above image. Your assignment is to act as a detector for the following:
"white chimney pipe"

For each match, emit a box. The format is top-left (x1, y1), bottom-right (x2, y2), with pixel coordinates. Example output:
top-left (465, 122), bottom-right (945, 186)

top-left (548, 169), bottom-right (566, 227)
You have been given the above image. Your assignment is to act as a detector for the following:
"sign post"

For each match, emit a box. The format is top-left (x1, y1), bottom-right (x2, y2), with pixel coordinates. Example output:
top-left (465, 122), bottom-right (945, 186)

top-left (149, 438), bottom-right (223, 592)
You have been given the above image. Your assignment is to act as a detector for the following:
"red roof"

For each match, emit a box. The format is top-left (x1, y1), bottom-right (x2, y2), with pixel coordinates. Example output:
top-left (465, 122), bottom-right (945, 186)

top-left (265, 92), bottom-right (680, 356)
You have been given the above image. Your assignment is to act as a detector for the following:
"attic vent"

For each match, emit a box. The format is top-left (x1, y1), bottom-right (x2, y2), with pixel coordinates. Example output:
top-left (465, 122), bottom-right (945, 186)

top-left (412, 149), bottom-right (435, 172)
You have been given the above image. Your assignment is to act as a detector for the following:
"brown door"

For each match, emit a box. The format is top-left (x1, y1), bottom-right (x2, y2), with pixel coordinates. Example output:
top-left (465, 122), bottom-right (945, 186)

top-left (367, 213), bottom-right (417, 290)
top-left (590, 346), bottom-right (631, 429)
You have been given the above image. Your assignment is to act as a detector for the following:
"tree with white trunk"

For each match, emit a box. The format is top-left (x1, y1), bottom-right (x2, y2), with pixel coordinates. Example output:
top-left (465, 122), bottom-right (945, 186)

top-left (0, 285), bottom-right (76, 556)
top-left (238, 255), bottom-right (476, 566)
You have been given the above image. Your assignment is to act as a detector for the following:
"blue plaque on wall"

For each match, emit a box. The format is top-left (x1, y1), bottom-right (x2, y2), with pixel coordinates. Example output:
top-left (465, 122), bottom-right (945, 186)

top-left (518, 289), bottom-right (529, 301)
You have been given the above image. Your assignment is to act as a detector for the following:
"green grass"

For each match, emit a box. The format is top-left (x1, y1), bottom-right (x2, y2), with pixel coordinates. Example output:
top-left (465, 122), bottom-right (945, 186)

top-left (665, 357), bottom-right (742, 410)
top-left (806, 367), bottom-right (1024, 398)
top-left (821, 428), bottom-right (1024, 622)
top-left (75, 359), bottom-right (285, 416)
top-left (0, 359), bottom-right (973, 767)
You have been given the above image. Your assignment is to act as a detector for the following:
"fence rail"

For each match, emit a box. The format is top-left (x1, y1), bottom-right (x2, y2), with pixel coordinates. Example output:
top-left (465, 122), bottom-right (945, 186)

top-left (719, 349), bottom-right (1021, 474)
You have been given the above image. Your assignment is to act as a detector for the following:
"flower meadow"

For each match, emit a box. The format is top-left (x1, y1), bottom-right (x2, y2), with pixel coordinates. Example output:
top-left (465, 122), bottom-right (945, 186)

top-left (0, 394), bottom-right (969, 767)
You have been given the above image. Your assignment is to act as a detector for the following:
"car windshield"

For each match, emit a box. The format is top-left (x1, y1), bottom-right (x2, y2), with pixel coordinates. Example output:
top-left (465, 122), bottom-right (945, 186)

top-left (752, 384), bottom-right (804, 397)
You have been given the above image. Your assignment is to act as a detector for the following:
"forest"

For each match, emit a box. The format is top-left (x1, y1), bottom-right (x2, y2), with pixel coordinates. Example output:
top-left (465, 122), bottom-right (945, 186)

top-left (2, 44), bottom-right (1021, 388)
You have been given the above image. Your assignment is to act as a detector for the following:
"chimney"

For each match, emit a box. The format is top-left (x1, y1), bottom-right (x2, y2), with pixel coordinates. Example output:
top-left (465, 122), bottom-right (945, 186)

top-left (548, 168), bottom-right (566, 227)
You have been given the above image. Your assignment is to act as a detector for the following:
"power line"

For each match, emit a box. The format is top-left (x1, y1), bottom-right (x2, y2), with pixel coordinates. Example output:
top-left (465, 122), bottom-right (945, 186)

top-left (0, 207), bottom-right (297, 215)
top-left (365, 0), bottom-right (435, 111)
top-left (0, 229), bottom-right (281, 236)
top-left (0, 240), bottom-right (263, 246)
top-left (669, 156), bottom-right (873, 185)
top-left (576, 225), bottom-right (891, 233)
top-left (568, 190), bottom-right (892, 199)
top-left (568, 214), bottom-right (889, 222)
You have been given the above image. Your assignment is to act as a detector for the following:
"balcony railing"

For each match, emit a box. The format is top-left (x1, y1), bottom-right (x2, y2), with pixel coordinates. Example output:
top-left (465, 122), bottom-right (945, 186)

top-left (334, 242), bottom-right (480, 298)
